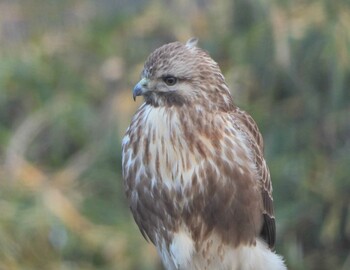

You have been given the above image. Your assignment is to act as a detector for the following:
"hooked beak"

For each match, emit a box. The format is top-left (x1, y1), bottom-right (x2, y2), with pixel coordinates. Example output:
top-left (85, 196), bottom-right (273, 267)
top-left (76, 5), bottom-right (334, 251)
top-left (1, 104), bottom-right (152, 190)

top-left (133, 78), bottom-right (149, 101)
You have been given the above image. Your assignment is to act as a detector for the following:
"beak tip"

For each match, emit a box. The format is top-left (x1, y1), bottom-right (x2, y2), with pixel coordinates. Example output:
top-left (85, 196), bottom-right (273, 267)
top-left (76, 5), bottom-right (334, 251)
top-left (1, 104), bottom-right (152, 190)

top-left (133, 78), bottom-right (149, 101)
top-left (132, 88), bottom-right (140, 101)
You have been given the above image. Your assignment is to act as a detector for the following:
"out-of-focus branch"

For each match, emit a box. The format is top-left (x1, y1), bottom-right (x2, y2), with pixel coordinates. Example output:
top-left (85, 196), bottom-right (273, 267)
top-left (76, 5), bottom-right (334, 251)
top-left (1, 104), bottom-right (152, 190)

top-left (4, 98), bottom-right (63, 186)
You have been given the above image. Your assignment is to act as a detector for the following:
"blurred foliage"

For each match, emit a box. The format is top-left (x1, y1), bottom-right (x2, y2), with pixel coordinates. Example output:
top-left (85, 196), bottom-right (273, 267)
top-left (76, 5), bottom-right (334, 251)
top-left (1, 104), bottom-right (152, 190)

top-left (0, 0), bottom-right (349, 269)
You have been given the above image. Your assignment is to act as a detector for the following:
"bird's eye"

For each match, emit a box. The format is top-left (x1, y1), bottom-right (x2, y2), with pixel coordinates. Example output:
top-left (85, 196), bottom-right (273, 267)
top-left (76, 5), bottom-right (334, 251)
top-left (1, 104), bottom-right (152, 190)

top-left (163, 76), bottom-right (177, 86)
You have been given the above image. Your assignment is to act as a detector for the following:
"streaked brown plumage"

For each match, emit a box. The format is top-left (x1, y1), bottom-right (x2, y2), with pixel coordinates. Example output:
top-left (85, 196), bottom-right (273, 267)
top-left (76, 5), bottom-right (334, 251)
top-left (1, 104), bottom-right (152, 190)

top-left (122, 39), bottom-right (286, 270)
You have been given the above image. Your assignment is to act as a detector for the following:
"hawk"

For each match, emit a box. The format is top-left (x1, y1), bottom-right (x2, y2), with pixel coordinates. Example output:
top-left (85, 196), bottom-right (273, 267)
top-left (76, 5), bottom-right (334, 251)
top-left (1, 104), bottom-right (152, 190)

top-left (122, 38), bottom-right (287, 270)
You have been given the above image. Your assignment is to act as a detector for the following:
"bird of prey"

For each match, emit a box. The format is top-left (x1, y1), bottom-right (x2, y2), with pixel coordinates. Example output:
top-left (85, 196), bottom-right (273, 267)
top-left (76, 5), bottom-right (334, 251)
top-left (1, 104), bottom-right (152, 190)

top-left (122, 38), bottom-right (287, 270)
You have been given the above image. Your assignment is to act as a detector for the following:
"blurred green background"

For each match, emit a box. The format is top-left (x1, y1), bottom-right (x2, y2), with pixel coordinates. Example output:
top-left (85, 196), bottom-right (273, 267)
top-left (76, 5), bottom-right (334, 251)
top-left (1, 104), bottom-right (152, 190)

top-left (0, 0), bottom-right (349, 269)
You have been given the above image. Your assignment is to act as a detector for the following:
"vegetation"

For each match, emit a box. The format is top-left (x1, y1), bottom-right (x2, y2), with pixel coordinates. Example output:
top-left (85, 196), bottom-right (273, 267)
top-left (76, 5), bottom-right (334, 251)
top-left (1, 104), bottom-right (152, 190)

top-left (0, 0), bottom-right (349, 269)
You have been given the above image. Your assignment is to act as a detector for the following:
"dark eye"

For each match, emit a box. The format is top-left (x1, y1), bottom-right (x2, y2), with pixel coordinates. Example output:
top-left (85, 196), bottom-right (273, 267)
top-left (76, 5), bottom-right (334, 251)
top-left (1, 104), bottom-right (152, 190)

top-left (163, 76), bottom-right (177, 86)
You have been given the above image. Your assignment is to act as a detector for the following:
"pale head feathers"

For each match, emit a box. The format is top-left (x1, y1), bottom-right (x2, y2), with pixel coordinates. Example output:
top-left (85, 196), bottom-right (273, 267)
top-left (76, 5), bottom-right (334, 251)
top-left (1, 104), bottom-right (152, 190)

top-left (136, 39), bottom-right (233, 110)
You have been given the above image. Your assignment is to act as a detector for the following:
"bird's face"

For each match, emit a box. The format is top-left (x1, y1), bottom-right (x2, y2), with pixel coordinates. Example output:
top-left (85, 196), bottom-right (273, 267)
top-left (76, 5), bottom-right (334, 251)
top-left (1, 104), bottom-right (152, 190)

top-left (132, 74), bottom-right (181, 101)
top-left (132, 39), bottom-right (230, 108)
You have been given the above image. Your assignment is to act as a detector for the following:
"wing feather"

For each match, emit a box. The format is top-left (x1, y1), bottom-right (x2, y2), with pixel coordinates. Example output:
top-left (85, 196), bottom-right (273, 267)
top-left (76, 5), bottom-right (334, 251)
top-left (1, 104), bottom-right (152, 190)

top-left (233, 107), bottom-right (276, 249)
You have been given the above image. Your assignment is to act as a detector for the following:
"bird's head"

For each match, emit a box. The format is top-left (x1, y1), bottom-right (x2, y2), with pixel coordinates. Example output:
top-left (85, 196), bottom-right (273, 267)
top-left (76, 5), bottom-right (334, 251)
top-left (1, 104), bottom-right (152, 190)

top-left (133, 38), bottom-right (233, 110)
